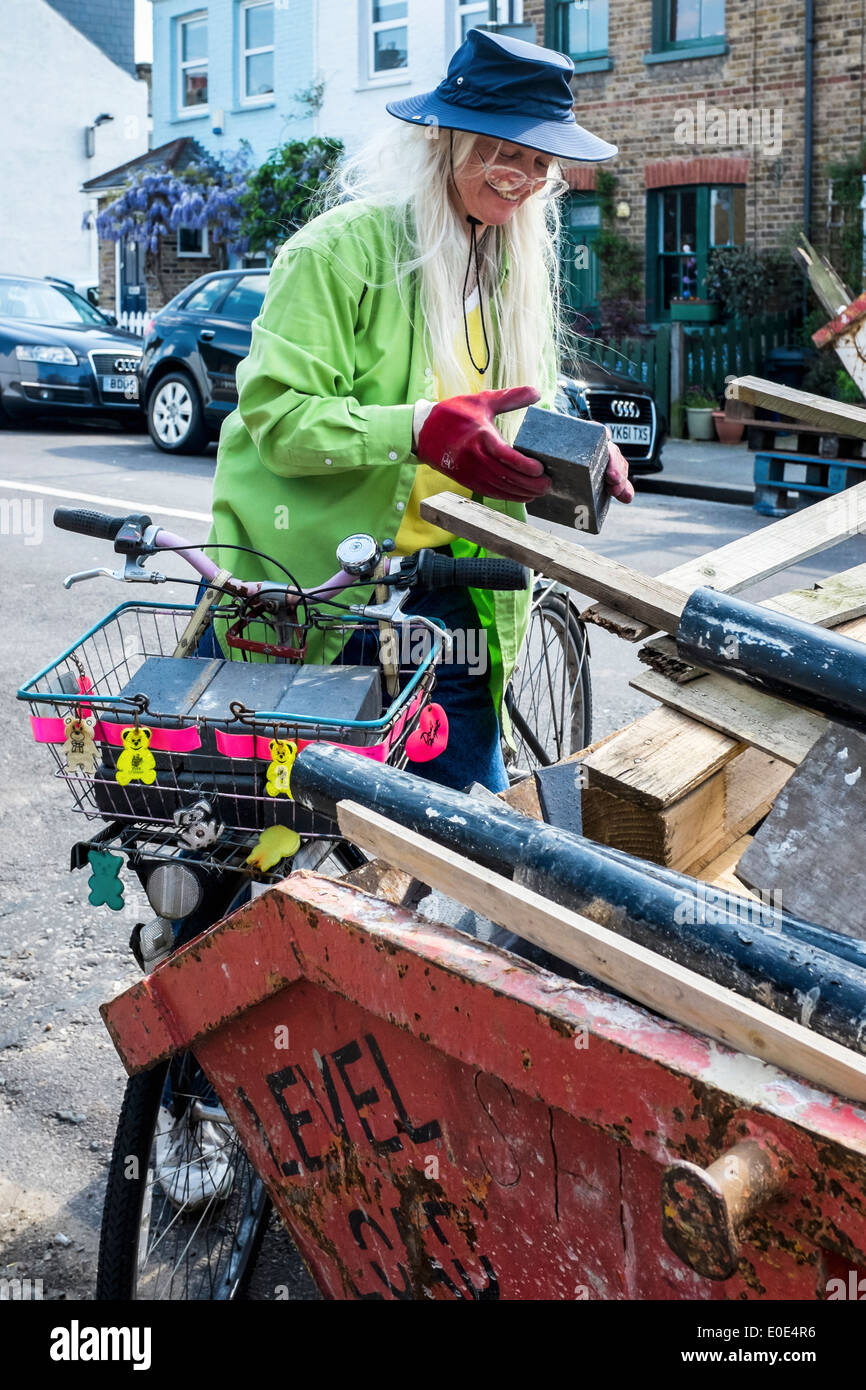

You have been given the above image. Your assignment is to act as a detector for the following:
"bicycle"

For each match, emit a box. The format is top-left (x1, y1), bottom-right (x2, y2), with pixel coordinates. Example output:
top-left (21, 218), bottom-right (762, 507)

top-left (21, 505), bottom-right (587, 1300)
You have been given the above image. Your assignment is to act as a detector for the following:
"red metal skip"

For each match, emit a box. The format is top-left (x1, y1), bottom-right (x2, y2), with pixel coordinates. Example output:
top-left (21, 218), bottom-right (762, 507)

top-left (101, 872), bottom-right (866, 1300)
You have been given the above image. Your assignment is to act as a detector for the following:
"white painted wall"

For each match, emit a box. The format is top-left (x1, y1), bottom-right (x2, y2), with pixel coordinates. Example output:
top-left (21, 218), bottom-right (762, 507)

top-left (0, 0), bottom-right (149, 290)
top-left (314, 0), bottom-right (458, 153)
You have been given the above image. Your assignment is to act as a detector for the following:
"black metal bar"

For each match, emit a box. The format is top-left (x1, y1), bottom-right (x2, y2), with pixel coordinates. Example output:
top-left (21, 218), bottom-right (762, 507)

top-left (291, 744), bottom-right (866, 1056)
top-left (676, 586), bottom-right (866, 725)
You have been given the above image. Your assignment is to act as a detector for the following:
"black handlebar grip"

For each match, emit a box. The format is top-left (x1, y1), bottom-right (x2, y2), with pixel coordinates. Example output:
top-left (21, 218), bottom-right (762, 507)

top-left (53, 508), bottom-right (152, 541)
top-left (415, 550), bottom-right (530, 592)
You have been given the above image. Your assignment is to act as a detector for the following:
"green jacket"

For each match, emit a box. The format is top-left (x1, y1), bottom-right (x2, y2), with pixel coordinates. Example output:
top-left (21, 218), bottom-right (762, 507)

top-left (208, 198), bottom-right (555, 725)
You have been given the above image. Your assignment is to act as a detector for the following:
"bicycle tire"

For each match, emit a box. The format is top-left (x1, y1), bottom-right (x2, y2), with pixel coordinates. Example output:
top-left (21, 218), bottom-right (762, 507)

top-left (504, 584), bottom-right (592, 777)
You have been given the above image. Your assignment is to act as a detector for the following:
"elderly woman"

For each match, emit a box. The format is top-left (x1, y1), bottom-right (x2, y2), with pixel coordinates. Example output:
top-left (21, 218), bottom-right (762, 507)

top-left (209, 28), bottom-right (632, 792)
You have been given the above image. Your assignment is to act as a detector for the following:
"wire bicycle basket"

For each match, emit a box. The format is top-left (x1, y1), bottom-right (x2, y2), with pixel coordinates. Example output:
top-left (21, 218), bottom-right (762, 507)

top-left (19, 600), bottom-right (447, 861)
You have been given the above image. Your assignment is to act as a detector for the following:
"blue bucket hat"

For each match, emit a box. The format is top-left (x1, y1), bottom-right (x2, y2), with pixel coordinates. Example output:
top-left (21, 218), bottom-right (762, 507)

top-left (386, 29), bottom-right (617, 164)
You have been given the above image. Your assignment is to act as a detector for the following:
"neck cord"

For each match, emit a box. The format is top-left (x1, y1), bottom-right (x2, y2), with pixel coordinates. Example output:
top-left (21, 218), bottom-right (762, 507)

top-left (449, 131), bottom-right (492, 376)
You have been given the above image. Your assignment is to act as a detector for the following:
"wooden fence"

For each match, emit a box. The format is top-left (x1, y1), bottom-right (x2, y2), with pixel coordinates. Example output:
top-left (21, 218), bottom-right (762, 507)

top-left (681, 313), bottom-right (799, 404)
top-left (573, 312), bottom-right (800, 422)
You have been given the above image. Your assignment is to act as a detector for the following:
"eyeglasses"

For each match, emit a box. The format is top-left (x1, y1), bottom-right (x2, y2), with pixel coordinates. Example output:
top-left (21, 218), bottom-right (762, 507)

top-left (476, 150), bottom-right (569, 201)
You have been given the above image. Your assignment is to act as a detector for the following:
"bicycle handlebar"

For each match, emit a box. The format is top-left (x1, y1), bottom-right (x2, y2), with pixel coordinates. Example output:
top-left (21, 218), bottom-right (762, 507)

top-left (52, 508), bottom-right (531, 598)
top-left (54, 507), bottom-right (152, 542)
top-left (413, 549), bottom-right (529, 592)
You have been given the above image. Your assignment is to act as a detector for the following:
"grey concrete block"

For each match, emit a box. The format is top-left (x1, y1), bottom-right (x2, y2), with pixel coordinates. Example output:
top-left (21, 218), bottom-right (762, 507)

top-left (516, 407), bottom-right (611, 534)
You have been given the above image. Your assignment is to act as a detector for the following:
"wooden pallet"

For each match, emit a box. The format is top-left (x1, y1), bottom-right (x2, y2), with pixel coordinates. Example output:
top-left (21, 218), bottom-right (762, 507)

top-left (753, 449), bottom-right (866, 516)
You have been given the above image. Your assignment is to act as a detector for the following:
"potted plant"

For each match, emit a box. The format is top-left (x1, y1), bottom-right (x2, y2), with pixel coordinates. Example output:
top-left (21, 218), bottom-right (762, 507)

top-left (684, 386), bottom-right (719, 441)
top-left (712, 408), bottom-right (745, 445)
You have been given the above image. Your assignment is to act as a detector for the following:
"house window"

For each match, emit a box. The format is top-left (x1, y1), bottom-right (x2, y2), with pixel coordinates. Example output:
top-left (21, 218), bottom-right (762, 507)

top-left (241, 1), bottom-right (274, 102)
top-left (552, 0), bottom-right (609, 60)
top-left (178, 12), bottom-right (208, 110)
top-left (649, 183), bottom-right (744, 316)
top-left (455, 2), bottom-right (519, 46)
top-left (666, 0), bottom-right (725, 44)
top-left (177, 226), bottom-right (210, 257)
top-left (368, 1), bottom-right (409, 78)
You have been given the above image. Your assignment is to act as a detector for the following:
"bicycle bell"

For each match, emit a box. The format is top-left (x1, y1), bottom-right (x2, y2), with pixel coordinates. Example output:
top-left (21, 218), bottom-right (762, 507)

top-left (336, 533), bottom-right (381, 579)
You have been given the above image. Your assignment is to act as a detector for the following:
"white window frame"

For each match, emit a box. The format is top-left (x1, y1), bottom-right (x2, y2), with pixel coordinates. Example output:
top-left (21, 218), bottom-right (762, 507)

top-left (366, 0), bottom-right (409, 83)
top-left (177, 225), bottom-right (210, 258)
top-left (453, 0), bottom-right (522, 48)
top-left (240, 0), bottom-right (275, 105)
top-left (453, 0), bottom-right (522, 46)
top-left (177, 10), bottom-right (209, 114)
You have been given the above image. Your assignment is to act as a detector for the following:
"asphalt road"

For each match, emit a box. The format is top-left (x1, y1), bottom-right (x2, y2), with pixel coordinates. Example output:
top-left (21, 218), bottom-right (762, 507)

top-left (1, 418), bottom-right (864, 1301)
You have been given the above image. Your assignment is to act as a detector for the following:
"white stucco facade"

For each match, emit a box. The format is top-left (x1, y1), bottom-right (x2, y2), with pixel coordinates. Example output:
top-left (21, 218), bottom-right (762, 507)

top-left (0, 0), bottom-right (149, 290)
top-left (312, 2), bottom-right (526, 153)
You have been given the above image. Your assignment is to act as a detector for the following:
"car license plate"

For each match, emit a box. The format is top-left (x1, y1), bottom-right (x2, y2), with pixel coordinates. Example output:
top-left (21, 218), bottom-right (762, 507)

top-left (608, 423), bottom-right (650, 445)
top-left (102, 374), bottom-right (139, 398)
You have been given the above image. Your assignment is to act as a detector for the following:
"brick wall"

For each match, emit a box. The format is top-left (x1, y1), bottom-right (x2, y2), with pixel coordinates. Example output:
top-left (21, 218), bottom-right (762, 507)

top-left (95, 194), bottom-right (223, 313)
top-left (526, 0), bottom-right (866, 301)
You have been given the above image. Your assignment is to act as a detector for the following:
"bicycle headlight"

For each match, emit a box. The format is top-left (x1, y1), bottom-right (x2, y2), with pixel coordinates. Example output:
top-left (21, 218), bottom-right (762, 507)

top-left (145, 862), bottom-right (203, 921)
top-left (15, 344), bottom-right (78, 365)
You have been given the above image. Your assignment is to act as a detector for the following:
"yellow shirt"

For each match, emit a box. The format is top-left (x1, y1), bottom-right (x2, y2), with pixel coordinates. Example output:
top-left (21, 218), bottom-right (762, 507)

top-left (393, 296), bottom-right (486, 554)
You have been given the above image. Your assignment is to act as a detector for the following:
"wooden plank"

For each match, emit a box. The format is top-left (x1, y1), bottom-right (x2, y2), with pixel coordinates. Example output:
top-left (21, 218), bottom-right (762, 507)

top-left (336, 800), bottom-right (866, 1104)
top-left (581, 745), bottom-right (790, 870)
top-left (632, 614), bottom-right (866, 765)
top-left (639, 563), bottom-right (866, 682)
top-left (419, 492), bottom-right (687, 633)
top-left (631, 668), bottom-right (827, 765)
top-left (585, 472), bottom-right (866, 641)
top-left (581, 705), bottom-right (743, 808)
top-left (697, 834), bottom-right (757, 900)
top-left (736, 726), bottom-right (866, 940)
top-left (727, 375), bottom-right (866, 439)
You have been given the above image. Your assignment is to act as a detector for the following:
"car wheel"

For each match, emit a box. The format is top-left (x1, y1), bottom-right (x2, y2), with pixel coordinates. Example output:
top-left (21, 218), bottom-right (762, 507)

top-left (147, 371), bottom-right (210, 454)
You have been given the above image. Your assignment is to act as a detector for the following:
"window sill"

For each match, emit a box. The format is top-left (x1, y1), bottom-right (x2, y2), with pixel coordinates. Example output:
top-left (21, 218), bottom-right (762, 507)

top-left (571, 56), bottom-right (614, 74)
top-left (173, 108), bottom-right (210, 122)
top-left (643, 41), bottom-right (728, 64)
top-left (233, 99), bottom-right (276, 113)
top-left (354, 75), bottom-right (413, 92)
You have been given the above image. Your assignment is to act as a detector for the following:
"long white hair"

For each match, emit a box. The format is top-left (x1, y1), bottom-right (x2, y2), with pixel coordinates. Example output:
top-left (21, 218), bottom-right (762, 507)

top-left (318, 124), bottom-right (567, 437)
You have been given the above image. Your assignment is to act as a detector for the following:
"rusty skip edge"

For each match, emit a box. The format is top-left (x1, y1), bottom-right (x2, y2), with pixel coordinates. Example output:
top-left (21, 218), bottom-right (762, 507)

top-left (100, 871), bottom-right (866, 1148)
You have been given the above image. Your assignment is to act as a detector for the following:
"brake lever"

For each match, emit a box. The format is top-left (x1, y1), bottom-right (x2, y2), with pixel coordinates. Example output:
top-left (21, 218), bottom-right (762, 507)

top-left (63, 556), bottom-right (167, 589)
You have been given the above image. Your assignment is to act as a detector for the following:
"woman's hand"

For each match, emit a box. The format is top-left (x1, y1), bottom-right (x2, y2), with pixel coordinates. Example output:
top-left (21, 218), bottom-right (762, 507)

top-left (604, 427), bottom-right (635, 503)
top-left (415, 386), bottom-right (551, 502)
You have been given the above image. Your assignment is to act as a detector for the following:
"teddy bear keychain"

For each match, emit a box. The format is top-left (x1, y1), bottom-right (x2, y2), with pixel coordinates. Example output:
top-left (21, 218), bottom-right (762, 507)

top-left (115, 723), bottom-right (157, 786)
top-left (62, 713), bottom-right (99, 776)
top-left (265, 737), bottom-right (297, 798)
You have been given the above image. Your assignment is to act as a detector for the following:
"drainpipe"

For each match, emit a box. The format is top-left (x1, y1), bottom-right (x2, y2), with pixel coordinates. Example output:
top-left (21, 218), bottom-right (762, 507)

top-left (802, 0), bottom-right (815, 319)
top-left (804, 0), bottom-right (814, 237)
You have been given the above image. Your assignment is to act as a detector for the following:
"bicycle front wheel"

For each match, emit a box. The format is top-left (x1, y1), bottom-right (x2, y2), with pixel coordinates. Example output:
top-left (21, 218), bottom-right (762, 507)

top-left (504, 581), bottom-right (592, 778)
top-left (97, 1054), bottom-right (270, 1301)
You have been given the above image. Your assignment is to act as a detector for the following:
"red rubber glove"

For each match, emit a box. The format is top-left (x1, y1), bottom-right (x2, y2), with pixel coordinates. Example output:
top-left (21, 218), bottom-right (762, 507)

top-left (415, 385), bottom-right (551, 503)
top-left (604, 427), bottom-right (635, 503)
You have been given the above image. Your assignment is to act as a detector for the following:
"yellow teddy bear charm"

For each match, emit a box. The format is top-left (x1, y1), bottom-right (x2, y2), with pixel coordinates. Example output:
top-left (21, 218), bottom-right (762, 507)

top-left (265, 738), bottom-right (297, 798)
top-left (115, 725), bottom-right (157, 786)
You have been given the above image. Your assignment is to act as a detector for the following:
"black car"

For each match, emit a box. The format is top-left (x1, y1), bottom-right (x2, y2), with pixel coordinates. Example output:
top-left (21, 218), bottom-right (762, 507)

top-left (0, 275), bottom-right (144, 428)
top-left (556, 364), bottom-right (666, 474)
top-left (139, 270), bottom-right (268, 453)
top-left (141, 267), bottom-right (667, 470)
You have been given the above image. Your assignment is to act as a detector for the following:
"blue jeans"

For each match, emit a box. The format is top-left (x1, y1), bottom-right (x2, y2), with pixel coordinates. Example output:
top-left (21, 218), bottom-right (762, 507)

top-left (339, 583), bottom-right (509, 794)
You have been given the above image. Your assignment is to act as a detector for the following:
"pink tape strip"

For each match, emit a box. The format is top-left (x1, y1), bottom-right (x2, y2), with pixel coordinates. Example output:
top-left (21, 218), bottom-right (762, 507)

top-left (213, 691), bottom-right (424, 763)
top-left (99, 723), bottom-right (202, 752)
top-left (30, 716), bottom-right (201, 753)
